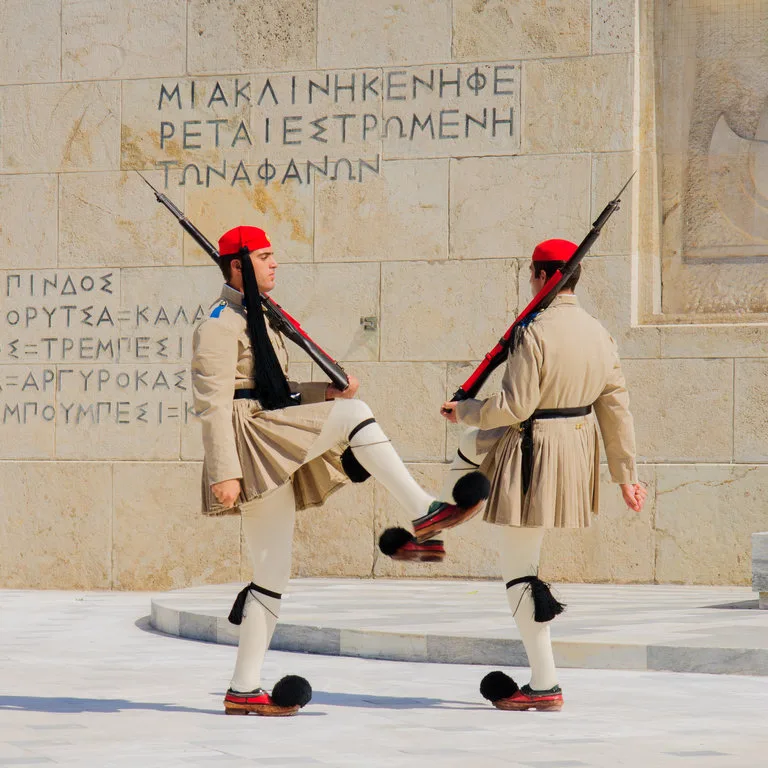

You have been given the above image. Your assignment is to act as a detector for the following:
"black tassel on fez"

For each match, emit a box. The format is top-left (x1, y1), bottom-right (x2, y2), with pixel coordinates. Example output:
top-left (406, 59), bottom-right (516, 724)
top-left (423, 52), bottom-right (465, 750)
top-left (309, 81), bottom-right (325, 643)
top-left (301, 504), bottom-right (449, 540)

top-left (506, 575), bottom-right (566, 623)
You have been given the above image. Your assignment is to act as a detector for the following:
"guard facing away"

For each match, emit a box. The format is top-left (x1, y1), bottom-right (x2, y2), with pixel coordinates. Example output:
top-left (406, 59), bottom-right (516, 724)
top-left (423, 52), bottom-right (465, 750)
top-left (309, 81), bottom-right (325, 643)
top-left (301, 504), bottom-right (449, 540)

top-left (192, 225), bottom-right (489, 716)
top-left (440, 238), bottom-right (647, 712)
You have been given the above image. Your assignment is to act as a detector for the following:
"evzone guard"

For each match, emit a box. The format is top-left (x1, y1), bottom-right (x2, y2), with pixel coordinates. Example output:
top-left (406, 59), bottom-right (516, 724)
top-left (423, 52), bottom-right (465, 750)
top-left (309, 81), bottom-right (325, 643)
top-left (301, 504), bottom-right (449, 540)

top-left (431, 181), bottom-right (646, 712)
top-left (145, 173), bottom-right (642, 715)
top-left (180, 220), bottom-right (490, 716)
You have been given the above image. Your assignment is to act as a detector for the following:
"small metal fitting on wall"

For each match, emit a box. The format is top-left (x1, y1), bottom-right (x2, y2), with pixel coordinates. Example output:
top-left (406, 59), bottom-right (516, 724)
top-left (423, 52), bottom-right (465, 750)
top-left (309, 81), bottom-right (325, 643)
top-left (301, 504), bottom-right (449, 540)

top-left (360, 316), bottom-right (378, 331)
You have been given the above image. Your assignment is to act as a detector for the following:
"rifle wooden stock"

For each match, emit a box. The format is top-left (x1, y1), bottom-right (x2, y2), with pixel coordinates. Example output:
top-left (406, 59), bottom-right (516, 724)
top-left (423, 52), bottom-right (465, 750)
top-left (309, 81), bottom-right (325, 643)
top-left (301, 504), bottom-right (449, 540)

top-left (137, 172), bottom-right (349, 391)
top-left (447, 173), bottom-right (635, 405)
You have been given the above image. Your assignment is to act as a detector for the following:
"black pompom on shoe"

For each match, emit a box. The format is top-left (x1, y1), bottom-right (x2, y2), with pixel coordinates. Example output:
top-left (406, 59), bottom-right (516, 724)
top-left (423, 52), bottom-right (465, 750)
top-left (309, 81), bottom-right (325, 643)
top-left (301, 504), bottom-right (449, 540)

top-left (480, 671), bottom-right (519, 702)
top-left (271, 675), bottom-right (312, 709)
top-left (452, 471), bottom-right (491, 509)
top-left (378, 527), bottom-right (415, 556)
top-left (412, 471), bottom-right (490, 543)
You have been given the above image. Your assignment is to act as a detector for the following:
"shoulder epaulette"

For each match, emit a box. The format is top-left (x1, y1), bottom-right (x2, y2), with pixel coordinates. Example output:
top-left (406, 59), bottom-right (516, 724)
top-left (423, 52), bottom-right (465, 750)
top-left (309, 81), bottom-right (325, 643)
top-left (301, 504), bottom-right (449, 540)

top-left (209, 300), bottom-right (227, 319)
top-left (519, 311), bottom-right (540, 329)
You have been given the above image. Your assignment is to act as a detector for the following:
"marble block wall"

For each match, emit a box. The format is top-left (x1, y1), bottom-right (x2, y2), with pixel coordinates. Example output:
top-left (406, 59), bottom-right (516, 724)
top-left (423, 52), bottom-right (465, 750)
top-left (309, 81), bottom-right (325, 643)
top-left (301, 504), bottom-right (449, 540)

top-left (0, 0), bottom-right (766, 590)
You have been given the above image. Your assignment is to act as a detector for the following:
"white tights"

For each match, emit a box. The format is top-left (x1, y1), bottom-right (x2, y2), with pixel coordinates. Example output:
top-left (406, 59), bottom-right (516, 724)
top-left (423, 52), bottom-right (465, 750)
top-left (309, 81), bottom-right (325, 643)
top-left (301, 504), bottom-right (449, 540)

top-left (230, 398), bottom-right (437, 692)
top-left (230, 481), bottom-right (295, 693)
top-left (447, 428), bottom-right (559, 691)
top-left (306, 398), bottom-right (434, 518)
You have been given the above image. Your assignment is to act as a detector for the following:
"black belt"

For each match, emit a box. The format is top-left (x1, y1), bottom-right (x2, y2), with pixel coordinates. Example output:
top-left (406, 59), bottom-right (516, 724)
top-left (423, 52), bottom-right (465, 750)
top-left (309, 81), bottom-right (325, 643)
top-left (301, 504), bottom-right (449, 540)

top-left (233, 389), bottom-right (259, 400)
top-left (521, 406), bottom-right (592, 495)
top-left (233, 389), bottom-right (302, 406)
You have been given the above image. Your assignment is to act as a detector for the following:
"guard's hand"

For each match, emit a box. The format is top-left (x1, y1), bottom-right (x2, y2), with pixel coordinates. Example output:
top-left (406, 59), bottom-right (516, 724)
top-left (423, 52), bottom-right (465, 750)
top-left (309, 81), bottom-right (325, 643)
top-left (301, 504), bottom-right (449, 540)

top-left (212, 478), bottom-right (242, 508)
top-left (441, 401), bottom-right (459, 423)
top-left (620, 483), bottom-right (647, 513)
top-left (326, 374), bottom-right (360, 400)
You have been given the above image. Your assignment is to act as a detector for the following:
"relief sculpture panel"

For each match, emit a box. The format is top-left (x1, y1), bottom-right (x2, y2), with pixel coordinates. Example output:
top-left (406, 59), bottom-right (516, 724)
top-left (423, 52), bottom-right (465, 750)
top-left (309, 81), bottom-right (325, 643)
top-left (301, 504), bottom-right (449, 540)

top-left (659, 0), bottom-right (768, 316)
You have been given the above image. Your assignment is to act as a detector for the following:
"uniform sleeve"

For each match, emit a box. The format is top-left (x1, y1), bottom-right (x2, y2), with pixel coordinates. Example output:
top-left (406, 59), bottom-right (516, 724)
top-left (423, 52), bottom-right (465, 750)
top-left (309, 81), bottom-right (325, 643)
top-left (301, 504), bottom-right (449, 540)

top-left (593, 338), bottom-right (637, 484)
top-left (191, 317), bottom-right (242, 484)
top-left (455, 329), bottom-right (543, 430)
top-left (289, 380), bottom-right (329, 404)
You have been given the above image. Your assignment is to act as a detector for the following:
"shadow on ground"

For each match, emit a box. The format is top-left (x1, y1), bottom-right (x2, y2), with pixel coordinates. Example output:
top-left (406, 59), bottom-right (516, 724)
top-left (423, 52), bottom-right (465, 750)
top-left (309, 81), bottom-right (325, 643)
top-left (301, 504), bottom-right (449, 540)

top-left (311, 690), bottom-right (487, 710)
top-left (0, 695), bottom-right (221, 716)
top-left (707, 600), bottom-right (760, 610)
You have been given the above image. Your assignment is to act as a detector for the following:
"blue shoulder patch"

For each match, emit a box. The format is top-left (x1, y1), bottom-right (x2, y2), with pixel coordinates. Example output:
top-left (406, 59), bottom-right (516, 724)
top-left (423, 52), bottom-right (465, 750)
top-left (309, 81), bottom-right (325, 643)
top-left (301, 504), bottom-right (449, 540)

top-left (210, 301), bottom-right (227, 319)
top-left (519, 311), bottom-right (539, 328)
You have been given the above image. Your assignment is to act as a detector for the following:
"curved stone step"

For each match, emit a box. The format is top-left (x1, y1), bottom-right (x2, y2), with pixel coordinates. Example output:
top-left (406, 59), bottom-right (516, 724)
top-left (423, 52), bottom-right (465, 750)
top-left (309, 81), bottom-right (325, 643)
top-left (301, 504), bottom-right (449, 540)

top-left (150, 578), bottom-right (768, 676)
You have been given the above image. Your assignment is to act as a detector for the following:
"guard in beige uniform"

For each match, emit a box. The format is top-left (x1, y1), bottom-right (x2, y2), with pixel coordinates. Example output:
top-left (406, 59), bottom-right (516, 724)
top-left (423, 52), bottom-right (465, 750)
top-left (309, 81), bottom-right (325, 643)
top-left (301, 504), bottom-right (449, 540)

top-left (193, 225), bottom-right (489, 716)
top-left (441, 238), bottom-right (647, 712)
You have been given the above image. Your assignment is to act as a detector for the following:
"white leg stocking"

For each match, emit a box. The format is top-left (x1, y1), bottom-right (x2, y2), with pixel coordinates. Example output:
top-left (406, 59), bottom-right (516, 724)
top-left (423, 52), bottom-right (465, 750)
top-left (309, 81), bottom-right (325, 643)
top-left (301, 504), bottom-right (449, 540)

top-left (230, 481), bottom-right (296, 693)
top-left (498, 526), bottom-right (559, 691)
top-left (305, 398), bottom-right (434, 519)
top-left (439, 427), bottom-right (483, 500)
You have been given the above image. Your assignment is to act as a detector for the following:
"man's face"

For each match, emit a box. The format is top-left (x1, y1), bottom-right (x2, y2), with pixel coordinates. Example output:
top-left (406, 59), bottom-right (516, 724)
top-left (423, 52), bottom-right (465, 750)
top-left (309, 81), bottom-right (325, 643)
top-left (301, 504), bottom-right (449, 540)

top-left (528, 262), bottom-right (547, 297)
top-left (249, 247), bottom-right (278, 292)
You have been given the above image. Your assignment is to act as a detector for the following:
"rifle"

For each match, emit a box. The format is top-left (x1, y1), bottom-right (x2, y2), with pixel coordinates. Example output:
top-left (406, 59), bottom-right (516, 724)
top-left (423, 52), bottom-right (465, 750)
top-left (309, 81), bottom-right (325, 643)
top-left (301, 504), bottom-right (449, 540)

top-left (445, 173), bottom-right (635, 408)
top-left (137, 172), bottom-right (349, 391)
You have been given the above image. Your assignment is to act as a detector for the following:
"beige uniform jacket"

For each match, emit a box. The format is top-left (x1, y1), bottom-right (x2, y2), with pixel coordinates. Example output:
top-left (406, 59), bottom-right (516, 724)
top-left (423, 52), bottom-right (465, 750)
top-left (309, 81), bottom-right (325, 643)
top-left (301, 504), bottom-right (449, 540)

top-left (456, 294), bottom-right (637, 528)
top-left (191, 284), bottom-right (345, 516)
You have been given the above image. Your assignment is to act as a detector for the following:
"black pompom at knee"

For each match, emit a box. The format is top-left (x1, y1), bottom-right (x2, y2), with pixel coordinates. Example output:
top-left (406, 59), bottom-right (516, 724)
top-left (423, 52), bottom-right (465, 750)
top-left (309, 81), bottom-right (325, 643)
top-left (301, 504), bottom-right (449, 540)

top-left (480, 671), bottom-right (519, 702)
top-left (507, 575), bottom-right (566, 623)
top-left (528, 576), bottom-right (566, 623)
top-left (378, 527), bottom-right (415, 556)
top-left (271, 675), bottom-right (312, 708)
top-left (228, 584), bottom-right (250, 626)
top-left (341, 447), bottom-right (371, 483)
top-left (452, 470), bottom-right (490, 509)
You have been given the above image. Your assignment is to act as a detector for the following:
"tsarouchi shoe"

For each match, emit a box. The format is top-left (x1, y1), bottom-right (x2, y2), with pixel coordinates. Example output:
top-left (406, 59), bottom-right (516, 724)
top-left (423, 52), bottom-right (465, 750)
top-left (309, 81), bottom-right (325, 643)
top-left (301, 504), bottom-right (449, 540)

top-left (480, 671), bottom-right (563, 712)
top-left (224, 675), bottom-right (312, 716)
top-left (378, 529), bottom-right (446, 562)
top-left (412, 471), bottom-right (490, 542)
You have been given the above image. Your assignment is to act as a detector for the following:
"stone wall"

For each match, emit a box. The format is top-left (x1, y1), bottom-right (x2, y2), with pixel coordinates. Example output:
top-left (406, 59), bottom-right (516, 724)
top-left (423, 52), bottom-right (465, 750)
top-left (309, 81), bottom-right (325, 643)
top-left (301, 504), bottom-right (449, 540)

top-left (1, 0), bottom-right (766, 590)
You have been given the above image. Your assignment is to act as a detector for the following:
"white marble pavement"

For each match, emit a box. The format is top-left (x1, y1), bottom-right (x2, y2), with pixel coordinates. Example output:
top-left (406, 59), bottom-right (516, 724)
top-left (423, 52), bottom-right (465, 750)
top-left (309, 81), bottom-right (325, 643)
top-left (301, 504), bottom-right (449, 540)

top-left (1, 589), bottom-right (768, 768)
top-left (151, 579), bottom-right (768, 676)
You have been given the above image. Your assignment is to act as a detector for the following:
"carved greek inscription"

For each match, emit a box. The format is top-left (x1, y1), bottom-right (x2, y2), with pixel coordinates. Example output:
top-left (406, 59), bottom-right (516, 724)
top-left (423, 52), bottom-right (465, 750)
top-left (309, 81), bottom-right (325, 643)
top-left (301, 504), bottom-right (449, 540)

top-left (1, 270), bottom-right (204, 364)
top-left (121, 64), bottom-right (521, 180)
top-left (0, 364), bottom-right (195, 428)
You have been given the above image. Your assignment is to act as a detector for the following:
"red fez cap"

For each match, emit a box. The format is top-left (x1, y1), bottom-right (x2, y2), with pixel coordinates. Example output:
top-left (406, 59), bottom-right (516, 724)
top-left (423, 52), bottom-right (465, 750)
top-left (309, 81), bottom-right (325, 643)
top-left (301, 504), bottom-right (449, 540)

top-left (531, 239), bottom-right (577, 263)
top-left (218, 226), bottom-right (271, 257)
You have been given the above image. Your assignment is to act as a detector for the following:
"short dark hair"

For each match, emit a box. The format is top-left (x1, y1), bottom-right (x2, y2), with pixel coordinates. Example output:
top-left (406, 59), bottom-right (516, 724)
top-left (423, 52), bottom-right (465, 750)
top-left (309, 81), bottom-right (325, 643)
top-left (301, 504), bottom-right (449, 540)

top-left (532, 260), bottom-right (581, 291)
top-left (218, 255), bottom-right (240, 281)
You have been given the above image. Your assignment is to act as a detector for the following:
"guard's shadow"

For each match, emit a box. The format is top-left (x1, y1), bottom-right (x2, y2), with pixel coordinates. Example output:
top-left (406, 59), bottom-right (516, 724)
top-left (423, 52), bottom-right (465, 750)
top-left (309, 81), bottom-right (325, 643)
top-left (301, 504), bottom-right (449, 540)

top-left (707, 599), bottom-right (760, 610)
top-left (0, 696), bottom-right (221, 716)
top-left (312, 690), bottom-right (486, 710)
top-left (0, 693), bottom-right (484, 715)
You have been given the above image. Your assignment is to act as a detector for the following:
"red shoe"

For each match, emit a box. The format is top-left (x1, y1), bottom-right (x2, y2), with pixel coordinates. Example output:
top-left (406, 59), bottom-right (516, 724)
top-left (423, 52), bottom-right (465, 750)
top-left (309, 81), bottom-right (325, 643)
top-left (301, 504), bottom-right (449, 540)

top-left (224, 675), bottom-right (311, 716)
top-left (224, 688), bottom-right (298, 716)
top-left (412, 472), bottom-right (490, 542)
top-left (480, 671), bottom-right (563, 712)
top-left (390, 538), bottom-right (445, 562)
top-left (379, 528), bottom-right (446, 562)
top-left (494, 684), bottom-right (564, 712)
top-left (412, 501), bottom-right (482, 542)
